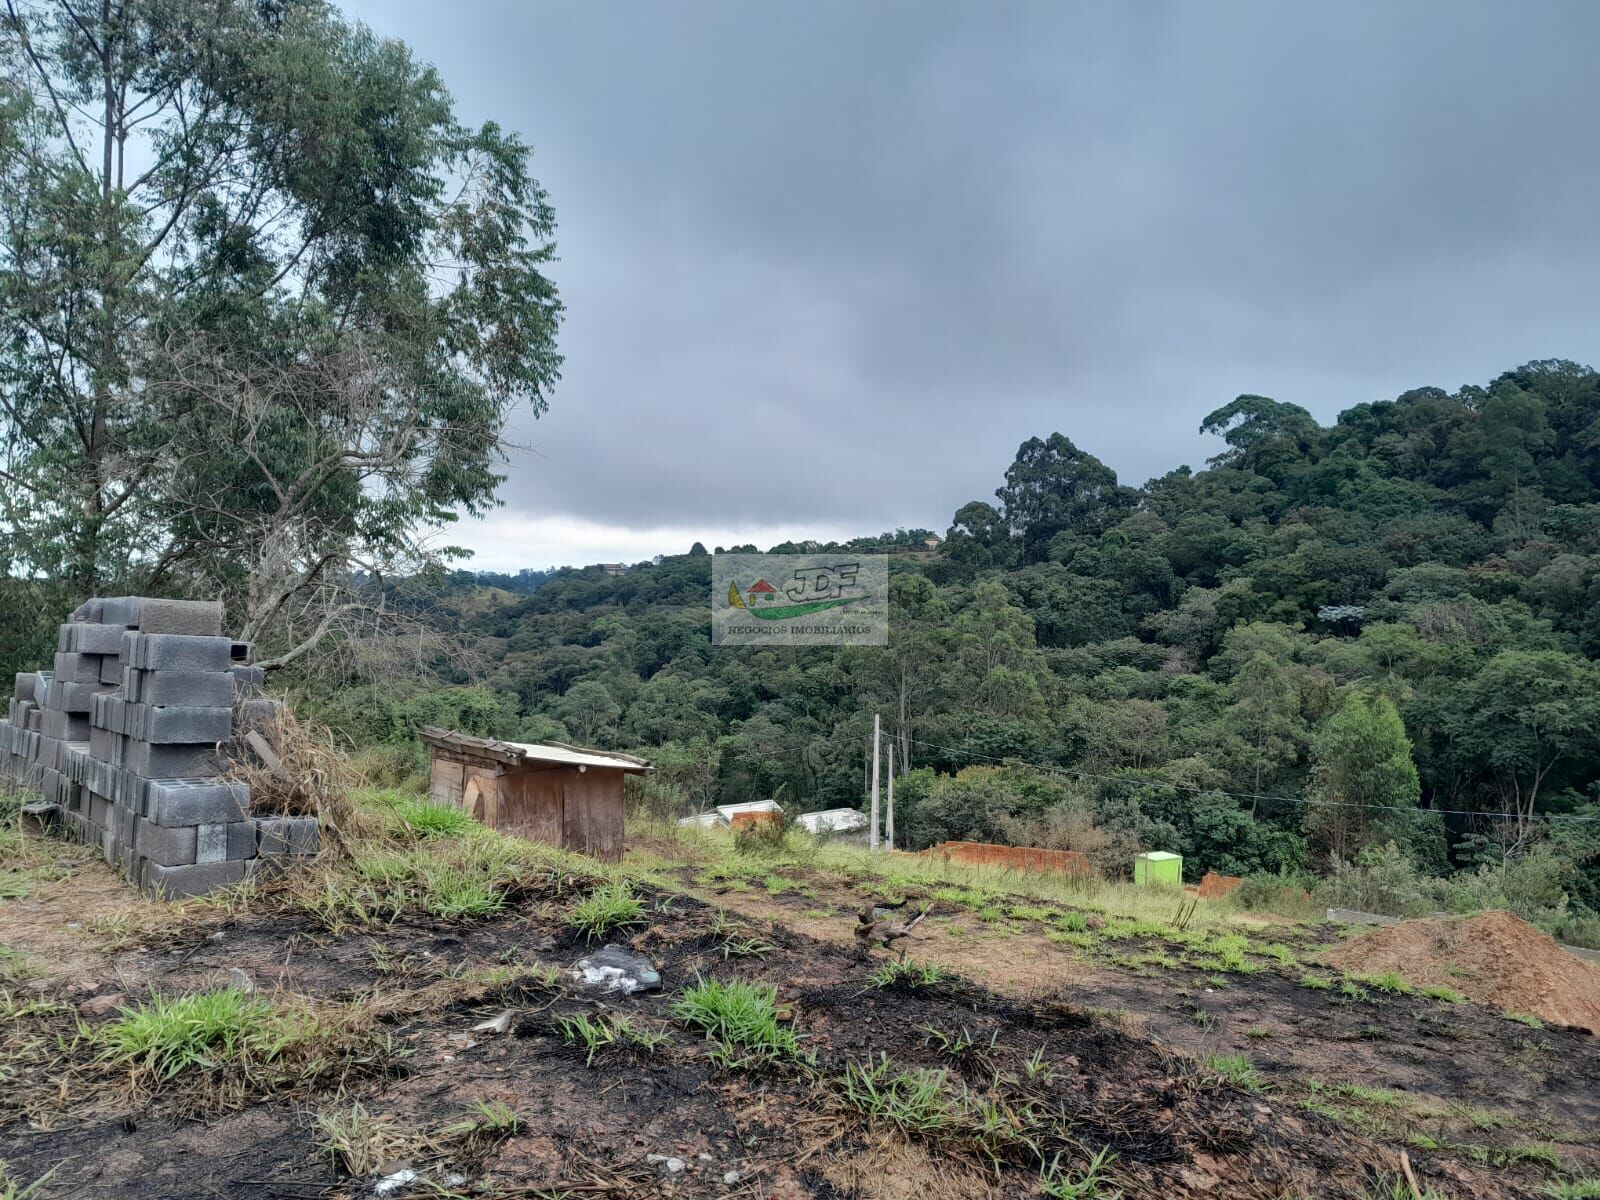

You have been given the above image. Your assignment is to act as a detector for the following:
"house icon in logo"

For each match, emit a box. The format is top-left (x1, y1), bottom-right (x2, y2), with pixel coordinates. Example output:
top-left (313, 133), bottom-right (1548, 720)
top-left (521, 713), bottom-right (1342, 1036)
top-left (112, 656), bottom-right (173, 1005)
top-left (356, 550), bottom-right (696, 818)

top-left (746, 579), bottom-right (779, 605)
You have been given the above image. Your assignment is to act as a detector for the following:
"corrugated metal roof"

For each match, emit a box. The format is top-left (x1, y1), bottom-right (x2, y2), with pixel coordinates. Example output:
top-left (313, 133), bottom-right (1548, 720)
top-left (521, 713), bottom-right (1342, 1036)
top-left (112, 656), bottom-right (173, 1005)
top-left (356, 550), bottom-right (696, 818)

top-left (419, 726), bottom-right (652, 773)
top-left (502, 742), bottom-right (653, 773)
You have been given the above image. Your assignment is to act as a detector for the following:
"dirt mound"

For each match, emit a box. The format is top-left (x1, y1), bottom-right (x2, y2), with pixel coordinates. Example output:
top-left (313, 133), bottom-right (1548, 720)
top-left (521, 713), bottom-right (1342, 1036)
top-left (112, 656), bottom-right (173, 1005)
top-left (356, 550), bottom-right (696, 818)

top-left (1323, 910), bottom-right (1600, 1034)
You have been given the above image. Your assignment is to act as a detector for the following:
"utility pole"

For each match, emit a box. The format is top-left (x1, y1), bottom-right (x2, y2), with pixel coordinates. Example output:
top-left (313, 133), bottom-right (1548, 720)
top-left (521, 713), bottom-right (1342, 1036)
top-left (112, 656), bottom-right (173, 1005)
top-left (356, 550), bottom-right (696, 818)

top-left (885, 736), bottom-right (895, 852)
top-left (870, 712), bottom-right (881, 852)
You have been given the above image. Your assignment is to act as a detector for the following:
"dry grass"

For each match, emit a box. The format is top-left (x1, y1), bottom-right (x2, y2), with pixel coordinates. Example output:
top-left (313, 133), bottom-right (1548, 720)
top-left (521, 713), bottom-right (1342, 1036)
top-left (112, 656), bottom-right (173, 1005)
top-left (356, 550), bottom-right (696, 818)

top-left (222, 706), bottom-right (367, 852)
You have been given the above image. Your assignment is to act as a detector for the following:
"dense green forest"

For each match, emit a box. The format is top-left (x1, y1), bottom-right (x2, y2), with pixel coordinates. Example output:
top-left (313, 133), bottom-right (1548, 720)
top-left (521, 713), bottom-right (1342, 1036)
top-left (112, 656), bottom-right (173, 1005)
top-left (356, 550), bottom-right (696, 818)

top-left (319, 361), bottom-right (1600, 927)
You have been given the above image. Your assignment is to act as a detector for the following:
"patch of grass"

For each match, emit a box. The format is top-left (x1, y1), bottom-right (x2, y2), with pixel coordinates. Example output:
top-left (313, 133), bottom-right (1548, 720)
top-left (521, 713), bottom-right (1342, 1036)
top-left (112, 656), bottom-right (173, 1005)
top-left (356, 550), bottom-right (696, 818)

top-left (390, 798), bottom-right (480, 839)
top-left (1205, 1052), bottom-right (1265, 1093)
top-left (1056, 911), bottom-right (1092, 933)
top-left (1545, 1181), bottom-right (1600, 1200)
top-left (1329, 1083), bottom-right (1413, 1109)
top-left (868, 958), bottom-right (948, 990)
top-left (1048, 930), bottom-right (1100, 949)
top-left (93, 989), bottom-right (307, 1082)
top-left (1420, 983), bottom-right (1466, 1003)
top-left (1299, 972), bottom-right (1334, 990)
top-left (1350, 971), bottom-right (1415, 995)
top-left (1007, 903), bottom-right (1056, 922)
top-left (1338, 980), bottom-right (1373, 1003)
top-left (568, 882), bottom-right (644, 940)
top-left (0, 947), bottom-right (37, 988)
top-left (553, 1012), bottom-right (670, 1066)
top-left (1503, 1010), bottom-right (1545, 1028)
top-left (840, 1056), bottom-right (953, 1134)
top-left (671, 978), bottom-right (801, 1060)
top-left (300, 836), bottom-right (563, 930)
top-left (1039, 1146), bottom-right (1119, 1199)
top-left (1246, 1025), bottom-right (1273, 1039)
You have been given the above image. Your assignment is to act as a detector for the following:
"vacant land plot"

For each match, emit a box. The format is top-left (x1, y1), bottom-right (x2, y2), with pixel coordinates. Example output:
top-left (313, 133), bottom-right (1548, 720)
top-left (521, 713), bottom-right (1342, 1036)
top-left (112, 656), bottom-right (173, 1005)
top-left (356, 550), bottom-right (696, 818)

top-left (1, 810), bottom-right (1597, 1200)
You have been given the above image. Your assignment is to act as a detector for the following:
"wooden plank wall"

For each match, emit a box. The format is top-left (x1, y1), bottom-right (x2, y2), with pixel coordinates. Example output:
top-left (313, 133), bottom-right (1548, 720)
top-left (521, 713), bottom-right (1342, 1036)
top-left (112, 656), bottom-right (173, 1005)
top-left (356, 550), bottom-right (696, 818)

top-left (428, 749), bottom-right (627, 862)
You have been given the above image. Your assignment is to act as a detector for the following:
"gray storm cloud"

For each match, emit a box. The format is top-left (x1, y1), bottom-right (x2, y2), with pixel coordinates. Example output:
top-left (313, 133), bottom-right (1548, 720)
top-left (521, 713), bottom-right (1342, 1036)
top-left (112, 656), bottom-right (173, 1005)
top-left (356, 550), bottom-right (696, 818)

top-left (349, 0), bottom-right (1600, 547)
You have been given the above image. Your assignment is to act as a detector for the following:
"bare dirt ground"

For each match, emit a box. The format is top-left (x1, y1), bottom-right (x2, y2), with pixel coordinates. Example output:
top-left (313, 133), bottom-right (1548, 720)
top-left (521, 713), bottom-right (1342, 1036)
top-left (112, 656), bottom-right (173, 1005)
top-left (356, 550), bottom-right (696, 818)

top-left (2, 842), bottom-right (1597, 1200)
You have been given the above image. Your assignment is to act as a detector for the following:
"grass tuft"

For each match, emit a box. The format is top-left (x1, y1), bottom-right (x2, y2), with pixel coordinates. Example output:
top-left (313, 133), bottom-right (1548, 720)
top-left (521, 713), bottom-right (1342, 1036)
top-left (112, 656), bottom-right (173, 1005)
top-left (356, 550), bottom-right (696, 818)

top-left (867, 958), bottom-right (948, 990)
top-left (1039, 1146), bottom-right (1119, 1199)
top-left (568, 882), bottom-right (645, 940)
top-left (1205, 1052), bottom-right (1265, 1093)
top-left (671, 978), bottom-right (800, 1061)
top-left (554, 1012), bottom-right (670, 1066)
top-left (93, 989), bottom-right (304, 1082)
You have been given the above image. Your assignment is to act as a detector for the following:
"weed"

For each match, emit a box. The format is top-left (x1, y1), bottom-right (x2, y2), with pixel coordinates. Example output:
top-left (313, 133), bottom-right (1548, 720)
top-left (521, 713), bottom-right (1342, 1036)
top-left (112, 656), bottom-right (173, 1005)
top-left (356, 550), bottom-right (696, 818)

top-left (1206, 1053), bottom-right (1265, 1093)
top-left (1420, 984), bottom-right (1466, 1003)
top-left (391, 798), bottom-right (480, 839)
top-left (1545, 1181), bottom-right (1600, 1200)
top-left (867, 958), bottom-right (948, 990)
top-left (671, 978), bottom-right (800, 1060)
top-left (1056, 911), bottom-right (1091, 933)
top-left (1299, 973), bottom-right (1333, 990)
top-left (1246, 1025), bottom-right (1273, 1039)
top-left (314, 1101), bottom-right (418, 1178)
top-left (1503, 1010), bottom-right (1545, 1028)
top-left (554, 1012), bottom-right (669, 1066)
top-left (1338, 980), bottom-right (1373, 1003)
top-left (1020, 1046), bottom-right (1054, 1082)
top-left (93, 989), bottom-right (305, 1082)
top-left (921, 1024), bottom-right (992, 1059)
top-left (569, 882), bottom-right (644, 940)
top-left (840, 1056), bottom-right (952, 1134)
top-left (1040, 1146), bottom-right (1119, 1199)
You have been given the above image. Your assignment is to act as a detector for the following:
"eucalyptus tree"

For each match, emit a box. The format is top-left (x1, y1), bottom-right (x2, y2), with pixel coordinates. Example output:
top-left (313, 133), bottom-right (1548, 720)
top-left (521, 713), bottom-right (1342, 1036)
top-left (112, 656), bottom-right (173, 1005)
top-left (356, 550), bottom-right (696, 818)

top-left (0, 0), bottom-right (561, 666)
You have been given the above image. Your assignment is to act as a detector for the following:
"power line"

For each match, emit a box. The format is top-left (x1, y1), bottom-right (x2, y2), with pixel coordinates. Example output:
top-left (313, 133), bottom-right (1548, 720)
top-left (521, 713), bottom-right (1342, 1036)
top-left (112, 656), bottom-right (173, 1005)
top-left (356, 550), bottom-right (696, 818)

top-left (901, 735), bottom-right (1600, 825)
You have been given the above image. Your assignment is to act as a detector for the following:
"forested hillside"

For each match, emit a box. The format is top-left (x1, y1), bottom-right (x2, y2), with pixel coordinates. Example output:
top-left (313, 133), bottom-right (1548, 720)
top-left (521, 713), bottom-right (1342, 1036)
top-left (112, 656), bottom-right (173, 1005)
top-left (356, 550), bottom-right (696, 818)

top-left (324, 360), bottom-right (1600, 922)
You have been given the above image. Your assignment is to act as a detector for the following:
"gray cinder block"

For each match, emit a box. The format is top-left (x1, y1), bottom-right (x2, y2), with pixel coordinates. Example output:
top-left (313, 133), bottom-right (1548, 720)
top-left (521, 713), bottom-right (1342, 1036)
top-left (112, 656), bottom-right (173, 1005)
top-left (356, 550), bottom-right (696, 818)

top-left (123, 669), bottom-right (234, 708)
top-left (98, 655), bottom-right (123, 685)
top-left (141, 859), bottom-right (247, 899)
top-left (144, 778), bottom-right (250, 826)
top-left (254, 817), bottom-right (292, 857)
top-left (195, 823), bottom-right (228, 864)
top-left (99, 597), bottom-right (143, 627)
top-left (136, 598), bottom-right (224, 637)
top-left (69, 598), bottom-right (105, 624)
top-left (134, 817), bottom-right (198, 866)
top-left (121, 633), bottom-right (232, 673)
top-left (122, 739), bottom-right (216, 779)
top-left (53, 652), bottom-right (104, 683)
top-left (226, 821), bottom-right (256, 860)
top-left (65, 622), bottom-right (128, 655)
top-left (135, 704), bottom-right (232, 745)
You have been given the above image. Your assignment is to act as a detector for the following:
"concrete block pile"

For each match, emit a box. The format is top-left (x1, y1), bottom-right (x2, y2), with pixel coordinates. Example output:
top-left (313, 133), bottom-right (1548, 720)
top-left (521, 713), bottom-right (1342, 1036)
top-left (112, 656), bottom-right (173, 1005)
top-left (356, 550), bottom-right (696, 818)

top-left (0, 596), bottom-right (319, 898)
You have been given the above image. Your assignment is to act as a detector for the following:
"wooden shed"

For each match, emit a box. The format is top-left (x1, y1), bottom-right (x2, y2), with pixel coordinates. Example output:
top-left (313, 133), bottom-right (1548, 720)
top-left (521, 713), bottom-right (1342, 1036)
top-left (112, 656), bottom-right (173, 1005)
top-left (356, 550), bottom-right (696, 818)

top-left (418, 727), bottom-right (652, 862)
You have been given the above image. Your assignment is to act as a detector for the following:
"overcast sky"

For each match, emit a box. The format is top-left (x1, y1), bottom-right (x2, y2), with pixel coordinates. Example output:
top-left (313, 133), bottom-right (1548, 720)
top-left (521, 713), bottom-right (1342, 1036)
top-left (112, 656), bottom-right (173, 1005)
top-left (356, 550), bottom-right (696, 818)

top-left (349, 1), bottom-right (1600, 571)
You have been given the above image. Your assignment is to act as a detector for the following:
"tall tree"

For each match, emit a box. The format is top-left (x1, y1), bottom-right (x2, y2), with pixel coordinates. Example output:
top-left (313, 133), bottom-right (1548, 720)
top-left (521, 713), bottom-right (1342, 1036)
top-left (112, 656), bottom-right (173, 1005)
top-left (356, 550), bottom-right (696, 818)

top-left (994, 433), bottom-right (1127, 559)
top-left (1308, 692), bottom-right (1420, 862)
top-left (0, 0), bottom-right (561, 663)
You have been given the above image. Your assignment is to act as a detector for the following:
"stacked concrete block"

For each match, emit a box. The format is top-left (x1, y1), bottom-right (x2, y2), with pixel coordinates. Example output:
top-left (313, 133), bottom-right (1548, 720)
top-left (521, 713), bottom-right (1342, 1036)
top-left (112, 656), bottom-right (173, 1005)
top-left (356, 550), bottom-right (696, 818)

top-left (0, 597), bottom-right (319, 899)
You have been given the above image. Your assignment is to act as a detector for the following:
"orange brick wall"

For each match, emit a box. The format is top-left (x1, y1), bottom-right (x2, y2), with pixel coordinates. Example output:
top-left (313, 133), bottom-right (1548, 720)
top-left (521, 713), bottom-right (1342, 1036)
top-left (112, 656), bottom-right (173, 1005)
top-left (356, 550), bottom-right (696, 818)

top-left (926, 841), bottom-right (1092, 876)
top-left (1197, 871), bottom-right (1242, 899)
top-left (730, 810), bottom-right (781, 830)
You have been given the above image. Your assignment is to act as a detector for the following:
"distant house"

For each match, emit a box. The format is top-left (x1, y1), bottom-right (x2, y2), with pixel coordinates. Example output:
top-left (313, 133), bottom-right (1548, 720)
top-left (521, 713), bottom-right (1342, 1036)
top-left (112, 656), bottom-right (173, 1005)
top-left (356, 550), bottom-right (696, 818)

top-left (923, 535), bottom-right (943, 551)
top-left (599, 563), bottom-right (627, 577)
top-left (746, 579), bottom-right (779, 605)
top-left (678, 799), bottom-right (783, 829)
top-left (793, 808), bottom-right (870, 840)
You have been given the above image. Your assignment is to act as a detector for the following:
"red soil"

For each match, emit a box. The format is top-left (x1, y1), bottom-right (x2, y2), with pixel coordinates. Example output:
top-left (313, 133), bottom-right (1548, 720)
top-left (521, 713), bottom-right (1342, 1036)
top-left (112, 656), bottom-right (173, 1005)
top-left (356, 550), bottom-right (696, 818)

top-left (1323, 909), bottom-right (1600, 1035)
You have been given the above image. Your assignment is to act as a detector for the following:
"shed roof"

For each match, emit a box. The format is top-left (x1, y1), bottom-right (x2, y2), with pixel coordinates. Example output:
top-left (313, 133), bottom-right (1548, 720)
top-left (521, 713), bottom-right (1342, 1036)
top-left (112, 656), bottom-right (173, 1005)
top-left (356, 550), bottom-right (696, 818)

top-left (419, 726), bottom-right (653, 774)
